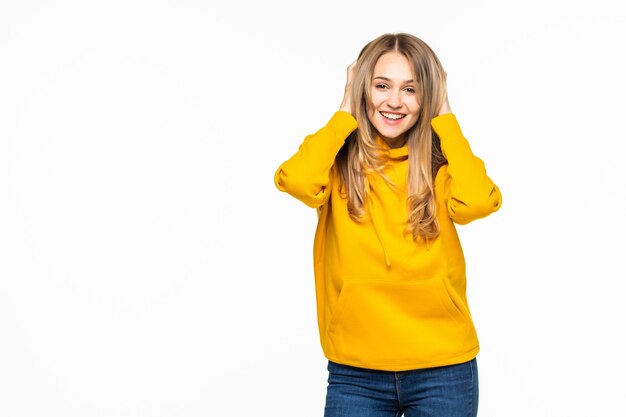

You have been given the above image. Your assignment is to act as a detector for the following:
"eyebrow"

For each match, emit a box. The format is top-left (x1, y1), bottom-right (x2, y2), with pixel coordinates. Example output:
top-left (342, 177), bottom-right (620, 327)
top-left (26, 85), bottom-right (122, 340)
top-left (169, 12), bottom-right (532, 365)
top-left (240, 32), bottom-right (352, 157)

top-left (373, 76), bottom-right (415, 84)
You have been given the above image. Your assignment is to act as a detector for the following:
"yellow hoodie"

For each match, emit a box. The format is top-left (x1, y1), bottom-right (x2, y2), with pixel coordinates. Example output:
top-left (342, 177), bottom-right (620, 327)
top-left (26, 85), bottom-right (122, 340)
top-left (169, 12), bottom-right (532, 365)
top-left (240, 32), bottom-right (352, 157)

top-left (274, 111), bottom-right (502, 371)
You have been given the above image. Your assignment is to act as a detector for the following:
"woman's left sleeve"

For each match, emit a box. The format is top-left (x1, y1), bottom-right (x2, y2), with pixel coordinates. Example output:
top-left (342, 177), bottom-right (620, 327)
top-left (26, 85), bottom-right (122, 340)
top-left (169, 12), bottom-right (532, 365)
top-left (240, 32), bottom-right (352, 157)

top-left (432, 113), bottom-right (502, 225)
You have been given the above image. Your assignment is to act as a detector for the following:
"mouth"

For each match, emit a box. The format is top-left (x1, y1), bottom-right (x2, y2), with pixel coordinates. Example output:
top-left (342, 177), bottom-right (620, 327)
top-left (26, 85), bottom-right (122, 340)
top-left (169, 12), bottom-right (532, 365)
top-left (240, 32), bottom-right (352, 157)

top-left (380, 111), bottom-right (406, 120)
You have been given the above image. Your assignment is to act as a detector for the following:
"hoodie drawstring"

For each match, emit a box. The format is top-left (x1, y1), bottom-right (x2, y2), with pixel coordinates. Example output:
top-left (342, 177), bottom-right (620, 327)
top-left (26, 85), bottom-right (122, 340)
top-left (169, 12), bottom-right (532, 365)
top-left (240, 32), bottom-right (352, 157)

top-left (369, 201), bottom-right (391, 268)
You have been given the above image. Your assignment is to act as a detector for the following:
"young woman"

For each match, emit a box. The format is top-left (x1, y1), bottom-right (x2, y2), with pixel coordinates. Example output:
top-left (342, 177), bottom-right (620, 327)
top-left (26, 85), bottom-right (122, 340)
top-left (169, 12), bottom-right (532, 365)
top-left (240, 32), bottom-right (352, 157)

top-left (274, 33), bottom-right (502, 417)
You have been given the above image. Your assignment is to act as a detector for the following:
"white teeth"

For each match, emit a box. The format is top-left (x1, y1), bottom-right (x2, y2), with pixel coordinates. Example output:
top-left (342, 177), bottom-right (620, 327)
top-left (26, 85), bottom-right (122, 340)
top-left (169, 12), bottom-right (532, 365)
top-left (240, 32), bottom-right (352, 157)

top-left (381, 112), bottom-right (404, 120)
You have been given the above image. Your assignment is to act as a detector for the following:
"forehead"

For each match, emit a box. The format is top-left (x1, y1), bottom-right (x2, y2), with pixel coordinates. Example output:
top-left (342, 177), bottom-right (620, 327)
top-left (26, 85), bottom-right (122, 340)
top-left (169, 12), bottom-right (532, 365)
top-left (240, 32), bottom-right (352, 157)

top-left (373, 52), bottom-right (414, 80)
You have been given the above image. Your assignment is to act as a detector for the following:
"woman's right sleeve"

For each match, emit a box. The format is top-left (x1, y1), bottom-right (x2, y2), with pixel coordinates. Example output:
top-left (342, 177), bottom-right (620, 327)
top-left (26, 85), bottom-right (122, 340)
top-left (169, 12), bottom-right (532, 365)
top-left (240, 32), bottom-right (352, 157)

top-left (274, 111), bottom-right (358, 208)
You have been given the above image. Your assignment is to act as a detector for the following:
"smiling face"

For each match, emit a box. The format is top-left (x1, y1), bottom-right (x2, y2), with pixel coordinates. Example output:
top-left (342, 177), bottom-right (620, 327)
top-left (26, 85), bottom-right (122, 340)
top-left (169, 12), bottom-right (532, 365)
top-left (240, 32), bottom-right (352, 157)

top-left (367, 51), bottom-right (421, 148)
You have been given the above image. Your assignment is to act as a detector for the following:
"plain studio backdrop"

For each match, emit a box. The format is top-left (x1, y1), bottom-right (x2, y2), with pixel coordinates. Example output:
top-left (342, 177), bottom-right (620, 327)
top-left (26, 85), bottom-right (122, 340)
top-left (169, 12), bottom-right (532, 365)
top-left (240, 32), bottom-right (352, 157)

top-left (1, 1), bottom-right (624, 416)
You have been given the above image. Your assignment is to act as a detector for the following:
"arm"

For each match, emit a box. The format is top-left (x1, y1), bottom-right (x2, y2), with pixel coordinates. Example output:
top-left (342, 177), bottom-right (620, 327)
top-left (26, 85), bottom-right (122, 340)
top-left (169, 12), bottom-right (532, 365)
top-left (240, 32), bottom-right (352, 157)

top-left (274, 60), bottom-right (358, 209)
top-left (433, 113), bottom-right (502, 224)
top-left (274, 111), bottom-right (357, 208)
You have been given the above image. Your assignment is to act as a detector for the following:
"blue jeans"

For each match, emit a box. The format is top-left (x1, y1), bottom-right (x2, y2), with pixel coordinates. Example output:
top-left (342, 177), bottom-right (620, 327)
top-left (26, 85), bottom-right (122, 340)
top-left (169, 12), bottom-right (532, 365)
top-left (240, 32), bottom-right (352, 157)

top-left (324, 358), bottom-right (479, 417)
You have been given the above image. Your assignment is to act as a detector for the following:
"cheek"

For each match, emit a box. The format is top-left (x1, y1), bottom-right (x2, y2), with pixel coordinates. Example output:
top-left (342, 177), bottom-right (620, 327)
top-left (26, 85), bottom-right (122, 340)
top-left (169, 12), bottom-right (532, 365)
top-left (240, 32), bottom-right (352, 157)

top-left (366, 109), bottom-right (377, 127)
top-left (369, 90), bottom-right (385, 107)
top-left (406, 104), bottom-right (421, 128)
top-left (407, 97), bottom-right (420, 111)
top-left (409, 103), bottom-right (421, 118)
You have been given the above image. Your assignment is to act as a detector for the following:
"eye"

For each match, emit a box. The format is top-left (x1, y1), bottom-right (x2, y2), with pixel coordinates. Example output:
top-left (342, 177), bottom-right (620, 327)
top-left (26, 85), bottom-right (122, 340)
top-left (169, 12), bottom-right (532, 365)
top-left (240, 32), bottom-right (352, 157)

top-left (404, 87), bottom-right (416, 94)
top-left (375, 83), bottom-right (388, 90)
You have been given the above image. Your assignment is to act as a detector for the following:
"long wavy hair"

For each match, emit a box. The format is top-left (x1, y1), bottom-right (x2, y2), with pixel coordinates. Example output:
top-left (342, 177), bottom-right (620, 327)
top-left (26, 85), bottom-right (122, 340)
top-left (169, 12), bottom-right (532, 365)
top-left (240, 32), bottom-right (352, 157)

top-left (336, 33), bottom-right (448, 240)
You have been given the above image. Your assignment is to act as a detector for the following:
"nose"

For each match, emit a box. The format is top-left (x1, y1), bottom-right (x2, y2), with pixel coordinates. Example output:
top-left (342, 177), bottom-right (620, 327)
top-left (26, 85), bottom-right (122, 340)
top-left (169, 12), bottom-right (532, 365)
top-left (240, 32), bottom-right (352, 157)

top-left (387, 89), bottom-right (402, 109)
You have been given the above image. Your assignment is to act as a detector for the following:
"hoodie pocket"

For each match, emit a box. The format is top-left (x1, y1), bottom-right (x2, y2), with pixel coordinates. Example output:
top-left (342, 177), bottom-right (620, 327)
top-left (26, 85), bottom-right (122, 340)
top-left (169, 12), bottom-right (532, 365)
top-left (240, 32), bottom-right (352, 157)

top-left (326, 278), bottom-right (475, 367)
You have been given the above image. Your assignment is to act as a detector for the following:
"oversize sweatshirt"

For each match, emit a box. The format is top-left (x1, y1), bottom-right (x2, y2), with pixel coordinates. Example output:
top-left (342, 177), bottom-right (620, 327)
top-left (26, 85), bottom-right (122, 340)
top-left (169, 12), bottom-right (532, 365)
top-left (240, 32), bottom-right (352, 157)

top-left (274, 111), bottom-right (502, 371)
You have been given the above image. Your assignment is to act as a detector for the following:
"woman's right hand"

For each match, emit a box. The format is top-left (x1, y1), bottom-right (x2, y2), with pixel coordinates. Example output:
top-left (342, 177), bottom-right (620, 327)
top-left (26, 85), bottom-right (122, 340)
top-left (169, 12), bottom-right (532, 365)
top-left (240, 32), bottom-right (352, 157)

top-left (339, 60), bottom-right (357, 115)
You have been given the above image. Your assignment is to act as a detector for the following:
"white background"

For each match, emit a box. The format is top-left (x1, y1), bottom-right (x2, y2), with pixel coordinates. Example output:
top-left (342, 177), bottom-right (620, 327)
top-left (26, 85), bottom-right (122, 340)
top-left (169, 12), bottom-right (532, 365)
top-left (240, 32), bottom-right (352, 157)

top-left (1, 1), bottom-right (625, 416)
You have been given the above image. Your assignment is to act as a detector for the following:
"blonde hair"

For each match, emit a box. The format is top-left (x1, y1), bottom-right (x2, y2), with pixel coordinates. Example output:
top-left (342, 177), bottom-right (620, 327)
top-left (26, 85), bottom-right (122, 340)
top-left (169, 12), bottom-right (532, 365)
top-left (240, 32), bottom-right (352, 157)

top-left (336, 33), bottom-right (448, 239)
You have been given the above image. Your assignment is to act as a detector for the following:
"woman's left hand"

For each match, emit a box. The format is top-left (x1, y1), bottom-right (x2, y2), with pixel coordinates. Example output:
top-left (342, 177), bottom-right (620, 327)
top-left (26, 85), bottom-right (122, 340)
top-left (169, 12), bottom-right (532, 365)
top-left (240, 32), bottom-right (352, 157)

top-left (437, 70), bottom-right (452, 116)
top-left (438, 93), bottom-right (452, 116)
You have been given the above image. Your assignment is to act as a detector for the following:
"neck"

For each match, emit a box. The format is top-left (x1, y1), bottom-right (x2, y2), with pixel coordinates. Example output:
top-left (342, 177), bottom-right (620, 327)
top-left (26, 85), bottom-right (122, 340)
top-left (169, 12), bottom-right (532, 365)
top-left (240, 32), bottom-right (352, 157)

top-left (381, 136), bottom-right (406, 149)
